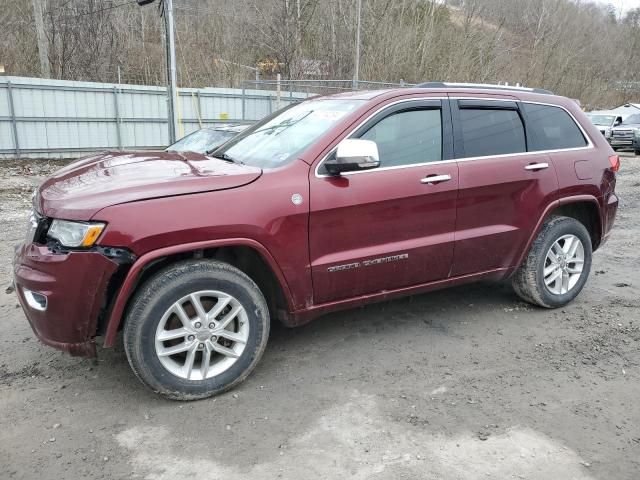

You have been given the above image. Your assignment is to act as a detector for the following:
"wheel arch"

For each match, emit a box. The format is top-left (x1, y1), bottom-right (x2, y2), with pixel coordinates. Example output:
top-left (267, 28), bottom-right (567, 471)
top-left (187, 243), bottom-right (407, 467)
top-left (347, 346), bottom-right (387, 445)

top-left (515, 195), bottom-right (602, 270)
top-left (102, 239), bottom-right (294, 348)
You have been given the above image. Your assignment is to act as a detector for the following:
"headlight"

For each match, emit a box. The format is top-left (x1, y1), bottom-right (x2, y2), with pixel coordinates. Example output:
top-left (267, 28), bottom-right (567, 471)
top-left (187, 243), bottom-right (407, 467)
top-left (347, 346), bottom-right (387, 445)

top-left (47, 220), bottom-right (105, 247)
top-left (605, 128), bottom-right (612, 138)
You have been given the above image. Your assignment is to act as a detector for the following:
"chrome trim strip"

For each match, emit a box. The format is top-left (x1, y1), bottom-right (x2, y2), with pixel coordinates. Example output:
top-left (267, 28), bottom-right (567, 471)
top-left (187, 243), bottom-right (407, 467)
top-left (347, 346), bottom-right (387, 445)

top-left (421, 174), bottom-right (452, 184)
top-left (314, 97), bottom-right (594, 179)
top-left (524, 162), bottom-right (549, 171)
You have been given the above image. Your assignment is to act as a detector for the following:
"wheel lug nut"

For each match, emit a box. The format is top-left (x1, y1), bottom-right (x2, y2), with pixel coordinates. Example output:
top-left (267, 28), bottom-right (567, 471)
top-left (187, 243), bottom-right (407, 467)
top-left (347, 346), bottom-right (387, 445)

top-left (187, 335), bottom-right (195, 341)
top-left (208, 323), bottom-right (215, 329)
top-left (198, 343), bottom-right (204, 349)
top-left (194, 322), bottom-right (202, 329)
top-left (211, 335), bottom-right (217, 342)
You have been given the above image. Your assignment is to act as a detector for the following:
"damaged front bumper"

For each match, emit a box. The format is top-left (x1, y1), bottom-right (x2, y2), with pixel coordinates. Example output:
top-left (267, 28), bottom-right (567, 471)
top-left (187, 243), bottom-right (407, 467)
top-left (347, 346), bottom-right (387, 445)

top-left (13, 243), bottom-right (123, 357)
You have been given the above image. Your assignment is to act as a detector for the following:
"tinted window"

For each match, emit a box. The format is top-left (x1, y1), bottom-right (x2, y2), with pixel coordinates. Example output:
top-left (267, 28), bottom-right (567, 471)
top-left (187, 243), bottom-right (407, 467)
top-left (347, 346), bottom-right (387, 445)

top-left (459, 108), bottom-right (526, 157)
top-left (359, 109), bottom-right (442, 167)
top-left (523, 103), bottom-right (587, 150)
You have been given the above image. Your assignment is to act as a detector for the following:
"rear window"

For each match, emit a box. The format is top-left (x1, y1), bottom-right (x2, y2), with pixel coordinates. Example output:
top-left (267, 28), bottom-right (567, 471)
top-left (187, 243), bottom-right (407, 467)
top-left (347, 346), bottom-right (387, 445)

top-left (459, 108), bottom-right (526, 157)
top-left (523, 103), bottom-right (587, 151)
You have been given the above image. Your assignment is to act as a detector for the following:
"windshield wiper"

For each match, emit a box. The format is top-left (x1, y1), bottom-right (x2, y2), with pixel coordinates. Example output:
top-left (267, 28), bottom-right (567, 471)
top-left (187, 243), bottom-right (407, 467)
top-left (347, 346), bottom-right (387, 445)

top-left (210, 152), bottom-right (243, 165)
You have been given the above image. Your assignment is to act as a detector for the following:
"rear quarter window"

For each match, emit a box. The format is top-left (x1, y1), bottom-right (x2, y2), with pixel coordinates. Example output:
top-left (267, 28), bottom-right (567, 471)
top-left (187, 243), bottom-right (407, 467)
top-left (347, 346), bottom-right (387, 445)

top-left (523, 103), bottom-right (588, 151)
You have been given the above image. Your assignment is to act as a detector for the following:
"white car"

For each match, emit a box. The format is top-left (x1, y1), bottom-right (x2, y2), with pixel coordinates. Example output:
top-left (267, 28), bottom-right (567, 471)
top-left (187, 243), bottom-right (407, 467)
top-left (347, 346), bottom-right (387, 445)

top-left (586, 111), bottom-right (623, 138)
top-left (166, 124), bottom-right (249, 154)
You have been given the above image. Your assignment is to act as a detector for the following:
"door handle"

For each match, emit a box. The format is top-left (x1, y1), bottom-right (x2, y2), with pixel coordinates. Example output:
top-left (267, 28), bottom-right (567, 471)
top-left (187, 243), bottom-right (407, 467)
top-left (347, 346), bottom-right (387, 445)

top-left (524, 162), bottom-right (549, 171)
top-left (420, 174), bottom-right (452, 184)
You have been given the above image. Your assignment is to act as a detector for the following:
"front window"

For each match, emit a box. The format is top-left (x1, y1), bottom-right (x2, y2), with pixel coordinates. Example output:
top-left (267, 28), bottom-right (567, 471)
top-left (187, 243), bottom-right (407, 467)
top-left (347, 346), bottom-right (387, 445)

top-left (621, 114), bottom-right (640, 125)
top-left (359, 109), bottom-right (442, 167)
top-left (213, 99), bottom-right (364, 168)
top-left (588, 114), bottom-right (615, 127)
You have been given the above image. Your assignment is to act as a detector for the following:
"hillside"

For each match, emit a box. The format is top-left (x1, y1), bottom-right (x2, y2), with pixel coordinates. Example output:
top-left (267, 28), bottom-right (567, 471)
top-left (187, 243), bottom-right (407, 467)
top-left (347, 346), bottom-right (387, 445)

top-left (1, 0), bottom-right (639, 108)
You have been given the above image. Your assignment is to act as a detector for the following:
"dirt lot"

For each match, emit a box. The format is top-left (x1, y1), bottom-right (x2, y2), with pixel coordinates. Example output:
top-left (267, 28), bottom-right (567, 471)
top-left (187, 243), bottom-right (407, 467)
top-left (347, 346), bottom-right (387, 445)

top-left (1, 153), bottom-right (639, 480)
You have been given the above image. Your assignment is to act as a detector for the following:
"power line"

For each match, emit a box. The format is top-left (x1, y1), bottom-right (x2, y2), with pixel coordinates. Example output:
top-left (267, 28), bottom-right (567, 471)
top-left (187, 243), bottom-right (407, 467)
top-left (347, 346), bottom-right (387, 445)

top-left (173, 4), bottom-right (241, 18)
top-left (48, 0), bottom-right (138, 21)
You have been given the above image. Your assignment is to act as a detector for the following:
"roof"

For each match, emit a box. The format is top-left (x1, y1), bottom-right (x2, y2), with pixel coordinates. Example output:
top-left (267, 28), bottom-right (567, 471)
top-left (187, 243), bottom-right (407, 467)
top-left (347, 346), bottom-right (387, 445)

top-left (608, 104), bottom-right (640, 116)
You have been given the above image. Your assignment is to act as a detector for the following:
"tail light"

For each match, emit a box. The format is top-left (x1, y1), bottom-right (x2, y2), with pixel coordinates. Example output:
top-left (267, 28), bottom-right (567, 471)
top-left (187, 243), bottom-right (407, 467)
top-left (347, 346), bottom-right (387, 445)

top-left (608, 155), bottom-right (620, 172)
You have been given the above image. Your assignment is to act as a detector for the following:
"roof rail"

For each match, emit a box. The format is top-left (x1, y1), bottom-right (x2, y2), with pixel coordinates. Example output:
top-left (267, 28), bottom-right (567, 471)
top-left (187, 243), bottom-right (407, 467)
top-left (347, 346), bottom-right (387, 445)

top-left (417, 81), bottom-right (554, 95)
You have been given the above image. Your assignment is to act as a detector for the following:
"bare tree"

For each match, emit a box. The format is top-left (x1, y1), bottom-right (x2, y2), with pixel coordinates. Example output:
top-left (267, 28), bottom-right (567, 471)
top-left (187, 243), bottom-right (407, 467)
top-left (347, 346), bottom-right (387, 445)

top-left (1, 0), bottom-right (639, 107)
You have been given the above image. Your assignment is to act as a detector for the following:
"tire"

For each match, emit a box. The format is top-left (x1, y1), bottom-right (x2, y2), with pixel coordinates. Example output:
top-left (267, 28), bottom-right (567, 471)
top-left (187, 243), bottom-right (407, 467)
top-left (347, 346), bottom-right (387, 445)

top-left (123, 259), bottom-right (269, 400)
top-left (635, 149), bottom-right (640, 156)
top-left (512, 216), bottom-right (592, 308)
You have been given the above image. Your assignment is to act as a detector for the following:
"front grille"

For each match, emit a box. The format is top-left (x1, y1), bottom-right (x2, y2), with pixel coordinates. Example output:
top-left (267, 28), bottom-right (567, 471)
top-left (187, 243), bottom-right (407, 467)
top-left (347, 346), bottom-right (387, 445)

top-left (612, 129), bottom-right (634, 139)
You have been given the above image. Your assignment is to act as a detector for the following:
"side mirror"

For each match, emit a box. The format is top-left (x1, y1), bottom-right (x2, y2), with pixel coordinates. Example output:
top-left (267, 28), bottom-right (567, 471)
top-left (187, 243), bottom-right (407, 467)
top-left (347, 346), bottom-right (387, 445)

top-left (325, 139), bottom-right (380, 175)
top-left (614, 118), bottom-right (622, 126)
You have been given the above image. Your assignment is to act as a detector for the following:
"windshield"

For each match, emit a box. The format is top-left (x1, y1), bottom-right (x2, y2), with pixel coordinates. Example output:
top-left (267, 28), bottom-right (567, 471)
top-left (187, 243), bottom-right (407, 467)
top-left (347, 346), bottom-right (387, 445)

top-left (588, 114), bottom-right (615, 126)
top-left (213, 98), bottom-right (364, 168)
top-left (621, 114), bottom-right (640, 125)
top-left (166, 128), bottom-right (237, 153)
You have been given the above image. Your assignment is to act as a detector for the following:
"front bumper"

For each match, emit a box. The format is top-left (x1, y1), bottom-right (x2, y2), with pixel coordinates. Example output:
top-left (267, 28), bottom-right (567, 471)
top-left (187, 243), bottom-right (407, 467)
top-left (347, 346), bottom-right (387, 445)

top-left (609, 139), bottom-right (634, 147)
top-left (13, 243), bottom-right (119, 357)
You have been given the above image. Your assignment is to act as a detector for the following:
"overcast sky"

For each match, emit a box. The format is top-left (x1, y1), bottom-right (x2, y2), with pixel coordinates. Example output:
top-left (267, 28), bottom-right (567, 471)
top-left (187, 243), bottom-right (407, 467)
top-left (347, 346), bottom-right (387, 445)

top-left (593, 0), bottom-right (640, 13)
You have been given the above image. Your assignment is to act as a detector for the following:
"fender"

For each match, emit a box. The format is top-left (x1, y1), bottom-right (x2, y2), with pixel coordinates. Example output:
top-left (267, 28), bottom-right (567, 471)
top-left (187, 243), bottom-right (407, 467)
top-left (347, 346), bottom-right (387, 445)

top-left (102, 238), bottom-right (294, 347)
top-left (513, 194), bottom-right (601, 270)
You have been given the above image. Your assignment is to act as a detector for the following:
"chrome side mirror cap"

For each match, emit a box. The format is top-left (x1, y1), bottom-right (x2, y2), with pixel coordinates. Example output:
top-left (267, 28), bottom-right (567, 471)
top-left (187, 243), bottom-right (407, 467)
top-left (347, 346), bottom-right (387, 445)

top-left (325, 139), bottom-right (380, 175)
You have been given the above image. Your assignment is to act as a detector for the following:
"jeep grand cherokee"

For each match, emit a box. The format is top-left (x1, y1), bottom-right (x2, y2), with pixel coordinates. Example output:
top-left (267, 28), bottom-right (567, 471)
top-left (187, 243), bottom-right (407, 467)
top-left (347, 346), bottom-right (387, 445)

top-left (14, 83), bottom-right (619, 399)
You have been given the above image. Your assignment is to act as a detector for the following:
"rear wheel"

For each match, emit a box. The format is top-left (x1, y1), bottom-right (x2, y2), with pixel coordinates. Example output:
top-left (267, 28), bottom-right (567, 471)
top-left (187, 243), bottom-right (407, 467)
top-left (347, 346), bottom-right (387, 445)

top-left (123, 259), bottom-right (269, 400)
top-left (512, 216), bottom-right (592, 308)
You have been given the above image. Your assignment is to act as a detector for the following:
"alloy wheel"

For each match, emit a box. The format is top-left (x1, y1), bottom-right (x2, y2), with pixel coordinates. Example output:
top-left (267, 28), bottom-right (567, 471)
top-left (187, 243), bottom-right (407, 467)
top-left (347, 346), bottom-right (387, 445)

top-left (154, 290), bottom-right (249, 380)
top-left (543, 234), bottom-right (585, 295)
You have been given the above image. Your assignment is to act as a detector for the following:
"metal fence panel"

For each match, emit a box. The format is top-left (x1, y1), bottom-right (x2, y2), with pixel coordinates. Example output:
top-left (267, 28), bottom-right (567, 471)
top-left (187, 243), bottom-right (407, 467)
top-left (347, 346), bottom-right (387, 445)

top-left (0, 76), bottom-right (310, 159)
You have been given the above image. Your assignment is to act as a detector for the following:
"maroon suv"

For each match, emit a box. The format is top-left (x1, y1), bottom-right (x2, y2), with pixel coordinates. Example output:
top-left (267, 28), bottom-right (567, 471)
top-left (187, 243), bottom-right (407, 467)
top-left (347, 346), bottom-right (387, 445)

top-left (13, 83), bottom-right (619, 399)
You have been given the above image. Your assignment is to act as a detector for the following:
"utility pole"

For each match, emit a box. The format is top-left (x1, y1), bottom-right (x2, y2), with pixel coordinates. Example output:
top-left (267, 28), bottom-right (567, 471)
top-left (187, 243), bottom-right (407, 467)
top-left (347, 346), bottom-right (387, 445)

top-left (137, 0), bottom-right (179, 143)
top-left (31, 0), bottom-right (51, 78)
top-left (353, 0), bottom-right (362, 90)
top-left (163, 0), bottom-right (179, 143)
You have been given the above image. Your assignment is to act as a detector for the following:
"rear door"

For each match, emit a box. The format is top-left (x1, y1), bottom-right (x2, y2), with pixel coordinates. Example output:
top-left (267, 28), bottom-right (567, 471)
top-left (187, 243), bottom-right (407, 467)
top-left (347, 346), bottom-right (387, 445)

top-left (450, 97), bottom-right (559, 276)
top-left (309, 98), bottom-right (458, 304)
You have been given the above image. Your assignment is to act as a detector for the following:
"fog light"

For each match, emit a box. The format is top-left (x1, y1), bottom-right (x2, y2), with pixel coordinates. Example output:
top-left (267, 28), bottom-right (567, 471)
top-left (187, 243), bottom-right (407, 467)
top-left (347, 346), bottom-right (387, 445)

top-left (23, 288), bottom-right (47, 311)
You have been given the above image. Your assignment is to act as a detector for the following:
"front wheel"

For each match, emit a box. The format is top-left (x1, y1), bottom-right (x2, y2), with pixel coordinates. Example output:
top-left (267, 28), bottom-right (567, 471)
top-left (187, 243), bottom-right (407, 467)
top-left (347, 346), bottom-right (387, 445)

top-left (123, 260), bottom-right (269, 400)
top-left (512, 216), bottom-right (592, 308)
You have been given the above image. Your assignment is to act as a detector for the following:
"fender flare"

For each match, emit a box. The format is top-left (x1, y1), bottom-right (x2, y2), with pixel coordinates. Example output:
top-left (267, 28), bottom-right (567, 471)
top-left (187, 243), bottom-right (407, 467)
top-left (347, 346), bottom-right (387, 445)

top-left (513, 194), bottom-right (601, 269)
top-left (102, 238), bottom-right (294, 347)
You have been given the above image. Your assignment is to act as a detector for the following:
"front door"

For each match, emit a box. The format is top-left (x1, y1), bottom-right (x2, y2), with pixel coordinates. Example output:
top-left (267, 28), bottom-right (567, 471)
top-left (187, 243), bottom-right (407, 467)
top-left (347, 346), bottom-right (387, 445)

top-left (309, 99), bottom-right (458, 304)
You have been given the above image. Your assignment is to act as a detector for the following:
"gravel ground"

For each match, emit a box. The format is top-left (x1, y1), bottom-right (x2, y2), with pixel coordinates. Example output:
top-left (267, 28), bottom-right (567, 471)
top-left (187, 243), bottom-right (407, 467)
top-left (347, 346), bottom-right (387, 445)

top-left (1, 153), bottom-right (639, 480)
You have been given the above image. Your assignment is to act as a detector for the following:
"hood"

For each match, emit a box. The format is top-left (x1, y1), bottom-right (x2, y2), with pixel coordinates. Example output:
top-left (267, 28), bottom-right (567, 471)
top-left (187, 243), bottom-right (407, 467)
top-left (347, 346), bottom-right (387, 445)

top-left (37, 151), bottom-right (262, 220)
